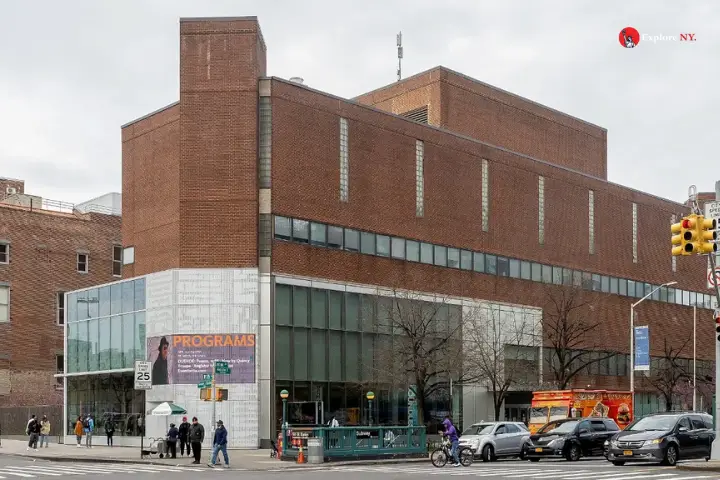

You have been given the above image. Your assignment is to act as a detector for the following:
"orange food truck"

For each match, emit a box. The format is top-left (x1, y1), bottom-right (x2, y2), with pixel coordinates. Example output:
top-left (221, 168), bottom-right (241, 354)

top-left (529, 389), bottom-right (633, 434)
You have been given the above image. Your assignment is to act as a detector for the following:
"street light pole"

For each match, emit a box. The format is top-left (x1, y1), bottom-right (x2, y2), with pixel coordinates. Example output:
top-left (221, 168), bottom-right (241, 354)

top-left (630, 280), bottom-right (678, 416)
top-left (280, 390), bottom-right (289, 456)
top-left (366, 392), bottom-right (375, 426)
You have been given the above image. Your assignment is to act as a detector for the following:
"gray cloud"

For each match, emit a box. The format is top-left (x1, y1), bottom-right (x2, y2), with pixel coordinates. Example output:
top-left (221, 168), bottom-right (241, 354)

top-left (0, 0), bottom-right (717, 204)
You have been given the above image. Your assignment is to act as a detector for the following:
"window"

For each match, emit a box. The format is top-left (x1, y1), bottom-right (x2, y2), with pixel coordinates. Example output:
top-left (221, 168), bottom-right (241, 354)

top-left (619, 278), bottom-right (628, 296)
top-left (122, 246), bottom-right (135, 265)
top-left (509, 259), bottom-right (520, 278)
top-left (497, 257), bottom-right (509, 276)
top-left (447, 248), bottom-right (460, 268)
top-left (292, 219), bottom-right (309, 243)
top-left (434, 245), bottom-right (447, 267)
top-left (610, 277), bottom-right (619, 294)
top-left (344, 229), bottom-right (359, 252)
top-left (77, 253), bottom-right (88, 273)
top-left (416, 140), bottom-right (424, 217)
top-left (406, 241), bottom-right (420, 262)
top-left (339, 118), bottom-right (349, 202)
top-left (531, 263), bottom-right (542, 282)
top-left (473, 253), bottom-right (485, 273)
top-left (274, 216), bottom-right (291, 240)
top-left (310, 223), bottom-right (326, 246)
top-left (376, 235), bottom-right (390, 257)
top-left (0, 243), bottom-right (8, 264)
top-left (521, 261), bottom-right (531, 280)
top-left (57, 292), bottom-right (65, 325)
top-left (589, 190), bottom-right (595, 254)
top-left (632, 202), bottom-right (638, 263)
top-left (112, 245), bottom-right (122, 276)
top-left (601, 275), bottom-right (610, 292)
top-left (360, 232), bottom-right (375, 254)
top-left (55, 354), bottom-right (64, 389)
top-left (552, 266), bottom-right (563, 285)
top-left (460, 250), bottom-right (472, 270)
top-left (592, 274), bottom-right (601, 291)
top-left (481, 159), bottom-right (489, 232)
top-left (563, 268), bottom-right (573, 286)
top-left (538, 176), bottom-right (545, 245)
top-left (391, 237), bottom-right (405, 259)
top-left (486, 255), bottom-right (497, 274)
top-left (0, 285), bottom-right (8, 323)
top-left (420, 243), bottom-right (433, 264)
top-left (327, 226), bottom-right (343, 249)
top-left (590, 420), bottom-right (607, 432)
top-left (542, 265), bottom-right (552, 284)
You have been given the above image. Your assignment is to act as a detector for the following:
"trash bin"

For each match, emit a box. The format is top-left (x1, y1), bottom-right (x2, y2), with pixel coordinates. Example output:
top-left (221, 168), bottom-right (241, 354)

top-left (307, 437), bottom-right (324, 464)
top-left (157, 439), bottom-right (167, 458)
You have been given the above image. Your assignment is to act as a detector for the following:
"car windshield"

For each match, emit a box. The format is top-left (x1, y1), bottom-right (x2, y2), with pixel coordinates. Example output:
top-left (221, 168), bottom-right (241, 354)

top-left (627, 416), bottom-right (677, 431)
top-left (462, 424), bottom-right (495, 436)
top-left (538, 420), bottom-right (578, 434)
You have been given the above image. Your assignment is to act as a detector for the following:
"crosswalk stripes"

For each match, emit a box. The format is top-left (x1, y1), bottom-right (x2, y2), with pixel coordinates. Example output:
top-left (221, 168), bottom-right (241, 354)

top-left (0, 463), bottom-right (198, 478)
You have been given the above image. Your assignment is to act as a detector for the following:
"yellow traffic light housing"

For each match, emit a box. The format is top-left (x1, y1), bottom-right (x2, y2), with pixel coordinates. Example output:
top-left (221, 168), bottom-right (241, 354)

top-left (697, 216), bottom-right (717, 254)
top-left (671, 219), bottom-right (686, 256)
top-left (672, 216), bottom-right (696, 256)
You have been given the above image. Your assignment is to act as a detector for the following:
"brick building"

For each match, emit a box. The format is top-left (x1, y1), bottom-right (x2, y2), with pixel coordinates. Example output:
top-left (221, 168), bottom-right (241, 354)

top-left (0, 180), bottom-right (121, 422)
top-left (61, 16), bottom-right (712, 447)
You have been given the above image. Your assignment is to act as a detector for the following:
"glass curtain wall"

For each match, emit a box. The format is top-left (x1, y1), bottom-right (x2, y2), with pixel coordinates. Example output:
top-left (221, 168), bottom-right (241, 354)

top-left (274, 284), bottom-right (461, 433)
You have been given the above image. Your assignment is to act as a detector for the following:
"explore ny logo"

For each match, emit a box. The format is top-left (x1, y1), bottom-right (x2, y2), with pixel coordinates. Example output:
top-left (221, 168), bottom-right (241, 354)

top-left (619, 26), bottom-right (697, 48)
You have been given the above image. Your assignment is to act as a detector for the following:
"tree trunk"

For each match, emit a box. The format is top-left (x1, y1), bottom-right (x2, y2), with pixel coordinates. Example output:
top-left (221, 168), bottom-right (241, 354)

top-left (665, 396), bottom-right (673, 412)
top-left (415, 384), bottom-right (426, 426)
top-left (494, 399), bottom-right (502, 421)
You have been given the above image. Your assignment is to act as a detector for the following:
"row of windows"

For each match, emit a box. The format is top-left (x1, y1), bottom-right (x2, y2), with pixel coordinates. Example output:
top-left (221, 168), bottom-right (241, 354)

top-left (274, 216), bottom-right (714, 310)
top-left (0, 242), bottom-right (123, 276)
top-left (66, 278), bottom-right (146, 323)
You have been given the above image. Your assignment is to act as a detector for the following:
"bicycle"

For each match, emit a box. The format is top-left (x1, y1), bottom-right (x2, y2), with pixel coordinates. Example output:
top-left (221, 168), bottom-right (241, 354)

top-left (430, 438), bottom-right (473, 467)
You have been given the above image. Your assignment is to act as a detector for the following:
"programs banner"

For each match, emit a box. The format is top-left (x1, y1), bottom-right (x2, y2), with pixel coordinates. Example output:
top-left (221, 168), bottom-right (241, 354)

top-left (147, 334), bottom-right (255, 385)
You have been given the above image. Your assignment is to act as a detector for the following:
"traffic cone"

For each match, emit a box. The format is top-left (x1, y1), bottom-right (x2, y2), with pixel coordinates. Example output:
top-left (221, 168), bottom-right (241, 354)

top-left (297, 443), bottom-right (305, 463)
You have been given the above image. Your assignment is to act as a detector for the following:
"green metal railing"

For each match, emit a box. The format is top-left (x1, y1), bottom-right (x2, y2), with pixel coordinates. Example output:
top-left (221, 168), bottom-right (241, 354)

top-left (281, 425), bottom-right (426, 459)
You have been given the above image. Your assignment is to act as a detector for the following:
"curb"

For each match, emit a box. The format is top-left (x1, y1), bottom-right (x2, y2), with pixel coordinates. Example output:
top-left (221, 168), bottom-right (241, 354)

top-left (676, 464), bottom-right (720, 473)
top-left (3, 453), bottom-right (172, 466)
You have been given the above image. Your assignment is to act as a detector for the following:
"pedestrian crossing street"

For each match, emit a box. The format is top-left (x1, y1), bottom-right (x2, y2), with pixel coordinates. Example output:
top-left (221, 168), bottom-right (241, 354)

top-left (270, 463), bottom-right (720, 479)
top-left (0, 462), bottom-right (216, 478)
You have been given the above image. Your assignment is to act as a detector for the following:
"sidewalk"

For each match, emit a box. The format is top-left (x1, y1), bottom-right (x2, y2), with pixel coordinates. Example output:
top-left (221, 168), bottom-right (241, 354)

top-left (676, 459), bottom-right (720, 472)
top-left (0, 439), bottom-right (427, 471)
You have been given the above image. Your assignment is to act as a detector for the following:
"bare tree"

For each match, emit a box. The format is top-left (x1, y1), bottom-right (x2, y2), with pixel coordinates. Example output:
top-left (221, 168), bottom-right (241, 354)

top-left (544, 287), bottom-right (614, 389)
top-left (650, 337), bottom-right (691, 412)
top-left (363, 289), bottom-right (473, 426)
top-left (464, 304), bottom-right (542, 420)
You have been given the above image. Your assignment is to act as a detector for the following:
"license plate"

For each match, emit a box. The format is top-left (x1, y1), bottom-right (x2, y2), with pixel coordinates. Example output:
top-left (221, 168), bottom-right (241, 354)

top-left (623, 450), bottom-right (633, 456)
top-left (535, 448), bottom-right (543, 453)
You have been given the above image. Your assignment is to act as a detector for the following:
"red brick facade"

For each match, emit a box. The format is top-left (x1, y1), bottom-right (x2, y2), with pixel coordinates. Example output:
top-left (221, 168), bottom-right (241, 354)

top-left (123, 17), bottom-right (709, 394)
top-left (0, 201), bottom-right (121, 407)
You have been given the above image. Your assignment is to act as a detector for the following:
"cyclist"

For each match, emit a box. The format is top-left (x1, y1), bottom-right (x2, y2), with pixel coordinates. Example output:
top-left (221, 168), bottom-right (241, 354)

top-left (442, 415), bottom-right (460, 467)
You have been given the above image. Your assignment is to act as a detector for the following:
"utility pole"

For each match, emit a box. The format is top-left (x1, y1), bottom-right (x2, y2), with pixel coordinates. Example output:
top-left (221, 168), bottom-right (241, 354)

top-left (396, 32), bottom-right (403, 82)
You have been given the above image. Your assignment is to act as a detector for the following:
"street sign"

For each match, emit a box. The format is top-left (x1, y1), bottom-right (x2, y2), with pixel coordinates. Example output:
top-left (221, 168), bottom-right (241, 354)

top-left (705, 201), bottom-right (720, 224)
top-left (634, 326), bottom-right (650, 371)
top-left (708, 266), bottom-right (720, 289)
top-left (134, 361), bottom-right (152, 390)
top-left (215, 361), bottom-right (231, 375)
top-left (197, 373), bottom-right (212, 389)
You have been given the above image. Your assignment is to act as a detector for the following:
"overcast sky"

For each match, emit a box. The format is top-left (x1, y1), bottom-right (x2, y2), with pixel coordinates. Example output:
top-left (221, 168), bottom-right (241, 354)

top-left (0, 1), bottom-right (717, 205)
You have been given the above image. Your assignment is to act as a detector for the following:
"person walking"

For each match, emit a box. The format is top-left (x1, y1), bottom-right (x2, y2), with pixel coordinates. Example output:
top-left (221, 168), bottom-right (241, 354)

top-left (105, 419), bottom-right (115, 447)
top-left (188, 417), bottom-right (205, 464)
top-left (26, 415), bottom-right (39, 451)
top-left (208, 420), bottom-right (229, 468)
top-left (39, 415), bottom-right (51, 448)
top-left (83, 414), bottom-right (94, 448)
top-left (178, 416), bottom-right (191, 457)
top-left (74, 416), bottom-right (83, 447)
top-left (166, 423), bottom-right (179, 459)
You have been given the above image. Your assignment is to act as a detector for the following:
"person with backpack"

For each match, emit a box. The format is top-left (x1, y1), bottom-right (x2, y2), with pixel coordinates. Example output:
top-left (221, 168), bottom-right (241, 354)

top-left (83, 414), bottom-right (94, 448)
top-left (104, 419), bottom-right (115, 447)
top-left (74, 416), bottom-right (83, 447)
top-left (166, 423), bottom-right (179, 459)
top-left (189, 417), bottom-right (205, 464)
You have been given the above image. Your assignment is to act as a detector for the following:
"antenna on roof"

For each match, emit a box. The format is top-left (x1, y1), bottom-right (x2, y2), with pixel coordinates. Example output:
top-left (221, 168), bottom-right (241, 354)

top-left (396, 32), bottom-right (403, 82)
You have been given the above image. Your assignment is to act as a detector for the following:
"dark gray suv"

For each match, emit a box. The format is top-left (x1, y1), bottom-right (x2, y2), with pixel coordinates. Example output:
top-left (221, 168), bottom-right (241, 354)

top-left (605, 412), bottom-right (714, 466)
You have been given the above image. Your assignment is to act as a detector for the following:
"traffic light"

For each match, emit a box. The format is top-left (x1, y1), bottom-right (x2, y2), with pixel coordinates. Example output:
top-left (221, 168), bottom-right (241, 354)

top-left (671, 216), bottom-right (695, 256)
top-left (199, 387), bottom-right (228, 402)
top-left (697, 216), bottom-right (718, 254)
top-left (715, 315), bottom-right (720, 342)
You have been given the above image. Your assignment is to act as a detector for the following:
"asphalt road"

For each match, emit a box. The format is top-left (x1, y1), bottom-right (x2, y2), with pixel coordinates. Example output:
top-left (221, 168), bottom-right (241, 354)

top-left (0, 457), bottom-right (718, 480)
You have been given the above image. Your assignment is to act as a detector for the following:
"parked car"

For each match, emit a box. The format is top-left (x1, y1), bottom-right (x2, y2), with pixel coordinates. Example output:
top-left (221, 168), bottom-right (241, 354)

top-left (522, 417), bottom-right (619, 461)
top-left (458, 422), bottom-right (529, 462)
top-left (605, 412), bottom-right (714, 467)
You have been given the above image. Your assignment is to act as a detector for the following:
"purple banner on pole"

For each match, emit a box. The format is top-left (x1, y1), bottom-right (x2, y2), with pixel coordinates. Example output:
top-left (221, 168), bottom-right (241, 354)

top-left (147, 334), bottom-right (255, 385)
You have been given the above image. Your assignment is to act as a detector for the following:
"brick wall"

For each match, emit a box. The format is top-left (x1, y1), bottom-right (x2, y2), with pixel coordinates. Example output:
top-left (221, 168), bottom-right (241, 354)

top-left (122, 104), bottom-right (181, 278)
top-left (271, 79), bottom-right (704, 294)
top-left (0, 178), bottom-right (24, 201)
top-left (0, 206), bottom-right (121, 407)
top-left (355, 67), bottom-right (608, 179)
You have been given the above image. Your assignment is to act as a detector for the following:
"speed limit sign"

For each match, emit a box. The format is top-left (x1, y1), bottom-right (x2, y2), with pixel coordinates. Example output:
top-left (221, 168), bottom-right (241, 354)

top-left (134, 361), bottom-right (152, 390)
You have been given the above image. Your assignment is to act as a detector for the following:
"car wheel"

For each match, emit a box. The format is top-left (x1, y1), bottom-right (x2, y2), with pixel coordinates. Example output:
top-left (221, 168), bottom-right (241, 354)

top-left (612, 461), bottom-right (625, 466)
top-left (565, 444), bottom-right (581, 462)
top-left (482, 445), bottom-right (495, 462)
top-left (706, 456), bottom-right (711, 462)
top-left (518, 449), bottom-right (526, 460)
top-left (661, 444), bottom-right (678, 466)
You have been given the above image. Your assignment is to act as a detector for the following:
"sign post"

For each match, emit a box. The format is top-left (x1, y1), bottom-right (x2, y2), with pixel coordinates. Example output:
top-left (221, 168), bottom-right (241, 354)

top-left (211, 361), bottom-right (232, 429)
top-left (134, 361), bottom-right (152, 390)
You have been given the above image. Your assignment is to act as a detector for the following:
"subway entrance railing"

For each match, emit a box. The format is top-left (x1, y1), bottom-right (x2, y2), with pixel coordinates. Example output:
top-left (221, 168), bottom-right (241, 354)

top-left (280, 425), bottom-right (427, 459)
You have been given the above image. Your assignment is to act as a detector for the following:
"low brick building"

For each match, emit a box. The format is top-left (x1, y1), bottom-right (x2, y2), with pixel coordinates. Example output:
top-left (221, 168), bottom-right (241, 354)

top-left (60, 16), bottom-right (711, 447)
top-left (0, 181), bottom-right (121, 431)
